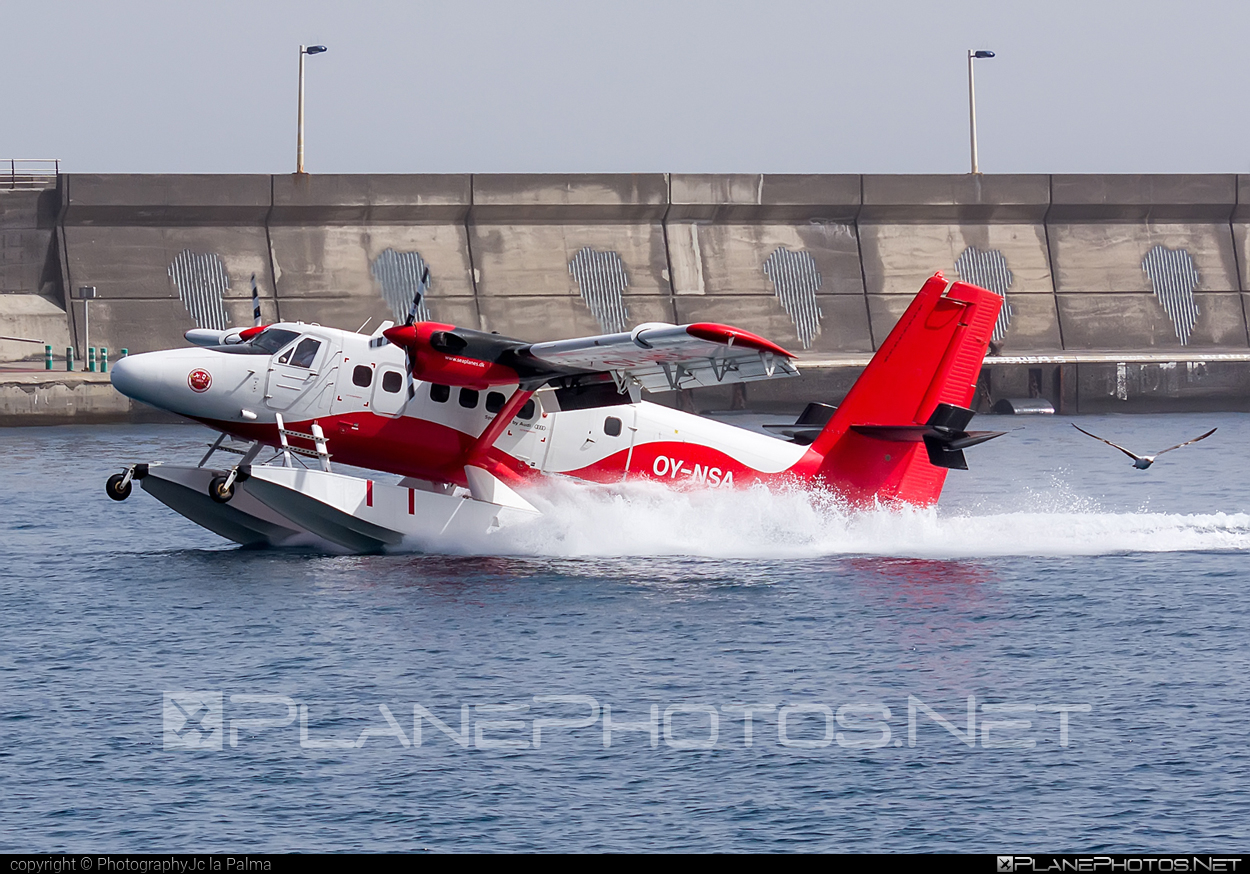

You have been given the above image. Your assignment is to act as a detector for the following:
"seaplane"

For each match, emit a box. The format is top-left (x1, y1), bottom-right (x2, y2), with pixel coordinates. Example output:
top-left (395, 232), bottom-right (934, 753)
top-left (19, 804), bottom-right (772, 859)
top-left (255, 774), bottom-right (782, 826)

top-left (105, 271), bottom-right (1006, 553)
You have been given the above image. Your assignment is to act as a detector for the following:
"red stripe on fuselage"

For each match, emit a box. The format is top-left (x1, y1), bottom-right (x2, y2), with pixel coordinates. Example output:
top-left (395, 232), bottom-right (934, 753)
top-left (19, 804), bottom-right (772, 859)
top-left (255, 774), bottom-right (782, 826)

top-left (188, 412), bottom-right (537, 488)
top-left (559, 440), bottom-right (824, 486)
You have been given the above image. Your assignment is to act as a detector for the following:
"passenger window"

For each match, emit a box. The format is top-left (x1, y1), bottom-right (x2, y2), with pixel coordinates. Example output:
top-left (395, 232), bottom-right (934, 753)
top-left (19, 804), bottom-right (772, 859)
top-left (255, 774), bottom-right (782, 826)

top-left (289, 338), bottom-right (321, 368)
top-left (459, 388), bottom-right (480, 409)
top-left (520, 400), bottom-right (536, 420)
top-left (486, 391), bottom-right (506, 413)
top-left (382, 371), bottom-right (403, 393)
top-left (353, 365), bottom-right (373, 387)
top-left (604, 416), bottom-right (623, 437)
top-left (430, 384), bottom-right (450, 403)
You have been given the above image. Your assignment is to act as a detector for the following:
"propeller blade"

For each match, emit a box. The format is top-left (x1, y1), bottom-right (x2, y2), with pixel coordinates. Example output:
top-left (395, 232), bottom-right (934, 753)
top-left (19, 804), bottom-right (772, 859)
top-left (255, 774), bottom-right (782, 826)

top-left (404, 265), bottom-right (430, 327)
top-left (405, 345), bottom-right (417, 399)
top-left (251, 274), bottom-right (262, 327)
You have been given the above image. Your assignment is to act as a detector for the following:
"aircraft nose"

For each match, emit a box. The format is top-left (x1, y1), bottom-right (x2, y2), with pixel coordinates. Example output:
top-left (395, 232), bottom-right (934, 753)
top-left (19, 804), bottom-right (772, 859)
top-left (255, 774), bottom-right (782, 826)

top-left (109, 352), bottom-right (156, 402)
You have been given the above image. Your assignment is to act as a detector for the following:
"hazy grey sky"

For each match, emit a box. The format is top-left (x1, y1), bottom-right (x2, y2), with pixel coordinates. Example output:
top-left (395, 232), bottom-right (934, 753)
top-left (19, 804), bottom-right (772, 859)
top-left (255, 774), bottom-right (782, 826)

top-left (5, 0), bottom-right (1247, 175)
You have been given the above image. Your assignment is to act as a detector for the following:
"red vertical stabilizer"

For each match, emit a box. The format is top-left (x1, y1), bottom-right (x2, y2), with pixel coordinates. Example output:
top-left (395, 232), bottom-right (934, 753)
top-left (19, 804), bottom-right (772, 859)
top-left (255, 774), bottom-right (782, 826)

top-left (811, 273), bottom-right (1002, 506)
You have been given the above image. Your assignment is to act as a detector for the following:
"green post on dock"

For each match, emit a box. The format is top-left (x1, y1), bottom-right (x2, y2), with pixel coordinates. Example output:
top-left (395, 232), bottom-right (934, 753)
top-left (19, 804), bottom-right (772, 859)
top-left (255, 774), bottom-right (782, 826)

top-left (66, 347), bottom-right (74, 372)
top-left (45, 345), bottom-right (53, 371)
top-left (121, 348), bottom-right (128, 357)
top-left (87, 347), bottom-right (96, 373)
top-left (100, 348), bottom-right (109, 373)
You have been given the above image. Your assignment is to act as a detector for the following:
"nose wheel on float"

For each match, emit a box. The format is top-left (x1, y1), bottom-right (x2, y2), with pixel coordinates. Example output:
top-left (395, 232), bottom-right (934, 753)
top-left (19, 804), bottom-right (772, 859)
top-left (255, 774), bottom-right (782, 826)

top-left (208, 465), bottom-right (254, 504)
top-left (105, 464), bottom-right (148, 501)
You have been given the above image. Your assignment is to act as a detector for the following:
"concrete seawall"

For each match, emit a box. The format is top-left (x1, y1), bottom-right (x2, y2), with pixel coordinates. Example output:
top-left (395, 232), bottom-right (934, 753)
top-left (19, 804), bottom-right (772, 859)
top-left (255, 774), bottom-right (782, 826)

top-left (4, 172), bottom-right (1250, 419)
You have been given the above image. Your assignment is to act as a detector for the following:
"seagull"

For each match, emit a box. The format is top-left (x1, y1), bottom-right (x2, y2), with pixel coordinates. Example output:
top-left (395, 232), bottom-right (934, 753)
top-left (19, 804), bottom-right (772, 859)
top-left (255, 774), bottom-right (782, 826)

top-left (1071, 424), bottom-right (1217, 469)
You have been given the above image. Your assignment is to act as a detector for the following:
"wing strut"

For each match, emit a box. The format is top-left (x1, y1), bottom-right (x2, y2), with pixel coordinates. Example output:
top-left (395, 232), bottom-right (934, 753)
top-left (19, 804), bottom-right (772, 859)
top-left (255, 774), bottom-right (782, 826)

top-left (464, 388), bottom-right (536, 472)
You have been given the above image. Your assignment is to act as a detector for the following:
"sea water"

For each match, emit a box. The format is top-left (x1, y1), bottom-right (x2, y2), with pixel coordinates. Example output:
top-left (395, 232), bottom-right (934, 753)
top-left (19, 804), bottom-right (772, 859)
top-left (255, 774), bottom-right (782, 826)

top-left (1, 414), bottom-right (1247, 851)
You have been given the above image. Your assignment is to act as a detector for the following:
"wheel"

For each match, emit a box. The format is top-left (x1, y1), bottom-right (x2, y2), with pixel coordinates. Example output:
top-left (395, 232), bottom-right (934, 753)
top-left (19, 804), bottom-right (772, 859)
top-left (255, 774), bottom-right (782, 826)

top-left (208, 475), bottom-right (235, 504)
top-left (106, 473), bottom-right (132, 501)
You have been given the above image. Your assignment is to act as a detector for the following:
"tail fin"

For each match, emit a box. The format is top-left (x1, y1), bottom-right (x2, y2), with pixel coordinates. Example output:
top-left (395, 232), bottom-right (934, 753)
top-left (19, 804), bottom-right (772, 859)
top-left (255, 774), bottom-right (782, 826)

top-left (812, 272), bottom-right (1002, 506)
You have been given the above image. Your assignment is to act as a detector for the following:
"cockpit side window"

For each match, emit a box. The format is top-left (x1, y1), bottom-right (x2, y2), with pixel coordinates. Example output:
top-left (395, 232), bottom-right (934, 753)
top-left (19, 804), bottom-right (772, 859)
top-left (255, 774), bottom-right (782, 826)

top-left (289, 338), bottom-right (321, 368)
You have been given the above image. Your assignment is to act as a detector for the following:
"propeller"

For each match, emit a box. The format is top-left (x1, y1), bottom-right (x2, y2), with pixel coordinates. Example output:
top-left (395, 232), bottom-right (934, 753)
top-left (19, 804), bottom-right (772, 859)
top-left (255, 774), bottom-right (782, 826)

top-left (251, 273), bottom-right (262, 327)
top-left (402, 265), bottom-right (431, 398)
top-left (404, 265), bottom-right (430, 327)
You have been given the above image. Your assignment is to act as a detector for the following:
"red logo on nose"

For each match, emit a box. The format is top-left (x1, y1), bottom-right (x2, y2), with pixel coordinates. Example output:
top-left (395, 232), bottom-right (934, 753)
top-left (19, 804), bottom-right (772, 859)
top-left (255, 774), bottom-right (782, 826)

top-left (188, 369), bottom-right (212, 392)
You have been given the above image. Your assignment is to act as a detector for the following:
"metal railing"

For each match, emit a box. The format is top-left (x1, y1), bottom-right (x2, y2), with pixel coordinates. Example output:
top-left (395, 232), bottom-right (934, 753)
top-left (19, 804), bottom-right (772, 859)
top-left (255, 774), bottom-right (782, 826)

top-left (4, 159), bottom-right (60, 190)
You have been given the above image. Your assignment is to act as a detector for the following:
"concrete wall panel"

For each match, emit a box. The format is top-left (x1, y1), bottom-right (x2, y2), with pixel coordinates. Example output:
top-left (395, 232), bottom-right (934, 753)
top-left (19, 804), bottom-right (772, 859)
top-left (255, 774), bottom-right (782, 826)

top-left (265, 175), bottom-right (476, 331)
top-left (860, 222), bottom-right (1052, 295)
top-left (0, 227), bottom-right (58, 295)
top-left (1050, 223), bottom-right (1238, 293)
top-left (270, 174), bottom-right (471, 224)
top-left (0, 294), bottom-right (72, 361)
top-left (469, 223), bottom-right (670, 298)
top-left (268, 224), bottom-right (474, 302)
top-left (1227, 222), bottom-right (1250, 291)
top-left (861, 174), bottom-right (1049, 223)
top-left (1057, 293), bottom-right (1248, 349)
top-left (866, 294), bottom-right (912, 349)
top-left (476, 295), bottom-right (675, 342)
top-left (996, 293), bottom-right (1063, 351)
top-left (669, 174), bottom-right (860, 221)
top-left (472, 174), bottom-right (668, 222)
top-left (276, 295), bottom-right (480, 337)
top-left (0, 189), bottom-right (60, 297)
top-left (673, 294), bottom-right (873, 356)
top-left (666, 221), bottom-right (862, 296)
top-left (64, 226), bottom-right (273, 300)
top-left (64, 174), bottom-right (271, 225)
top-left (1051, 174), bottom-right (1236, 221)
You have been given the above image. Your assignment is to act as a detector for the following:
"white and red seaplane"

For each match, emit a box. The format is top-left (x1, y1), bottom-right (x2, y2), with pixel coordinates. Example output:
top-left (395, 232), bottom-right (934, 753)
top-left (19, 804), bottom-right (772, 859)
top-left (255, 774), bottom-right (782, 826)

top-left (106, 271), bottom-right (1005, 552)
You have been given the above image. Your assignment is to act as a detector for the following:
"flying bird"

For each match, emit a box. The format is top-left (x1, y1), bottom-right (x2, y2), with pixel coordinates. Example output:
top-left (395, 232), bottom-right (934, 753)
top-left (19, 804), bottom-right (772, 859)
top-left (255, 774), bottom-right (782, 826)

top-left (1071, 424), bottom-right (1217, 469)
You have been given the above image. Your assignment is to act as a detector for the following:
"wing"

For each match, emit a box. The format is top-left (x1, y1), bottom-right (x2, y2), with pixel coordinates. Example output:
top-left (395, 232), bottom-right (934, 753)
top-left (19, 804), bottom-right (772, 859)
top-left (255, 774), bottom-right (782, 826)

top-left (1071, 423), bottom-right (1143, 462)
top-left (522, 322), bottom-right (799, 392)
top-left (1155, 427), bottom-right (1217, 456)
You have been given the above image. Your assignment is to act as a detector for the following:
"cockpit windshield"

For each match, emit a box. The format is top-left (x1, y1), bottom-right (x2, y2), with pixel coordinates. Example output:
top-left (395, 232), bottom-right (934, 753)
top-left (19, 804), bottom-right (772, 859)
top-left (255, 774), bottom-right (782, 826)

top-left (250, 329), bottom-right (301, 354)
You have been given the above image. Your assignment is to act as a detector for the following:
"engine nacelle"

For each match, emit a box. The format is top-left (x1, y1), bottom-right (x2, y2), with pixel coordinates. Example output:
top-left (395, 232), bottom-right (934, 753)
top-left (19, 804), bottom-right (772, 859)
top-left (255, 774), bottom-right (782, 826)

top-left (382, 323), bottom-right (522, 389)
top-left (185, 325), bottom-right (267, 347)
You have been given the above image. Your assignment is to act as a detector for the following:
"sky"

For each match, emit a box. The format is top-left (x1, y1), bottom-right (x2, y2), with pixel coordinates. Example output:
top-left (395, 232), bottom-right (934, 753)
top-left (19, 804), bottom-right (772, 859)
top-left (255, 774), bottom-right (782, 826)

top-left (4, 0), bottom-right (1248, 175)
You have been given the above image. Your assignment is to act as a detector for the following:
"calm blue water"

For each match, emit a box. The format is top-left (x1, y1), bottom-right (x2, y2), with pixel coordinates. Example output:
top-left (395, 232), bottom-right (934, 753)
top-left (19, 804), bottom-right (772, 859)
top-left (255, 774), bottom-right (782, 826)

top-left (1, 414), bottom-right (1248, 852)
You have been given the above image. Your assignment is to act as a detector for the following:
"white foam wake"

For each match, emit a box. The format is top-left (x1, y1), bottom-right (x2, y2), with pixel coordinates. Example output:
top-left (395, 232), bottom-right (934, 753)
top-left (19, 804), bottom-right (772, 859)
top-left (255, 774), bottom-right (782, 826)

top-left (397, 479), bottom-right (1250, 559)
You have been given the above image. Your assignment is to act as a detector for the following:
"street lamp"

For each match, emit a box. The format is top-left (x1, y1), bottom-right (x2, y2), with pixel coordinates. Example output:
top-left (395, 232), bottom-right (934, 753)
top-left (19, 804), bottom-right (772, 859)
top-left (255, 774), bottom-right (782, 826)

top-left (967, 49), bottom-right (995, 175)
top-left (296, 44), bottom-right (328, 174)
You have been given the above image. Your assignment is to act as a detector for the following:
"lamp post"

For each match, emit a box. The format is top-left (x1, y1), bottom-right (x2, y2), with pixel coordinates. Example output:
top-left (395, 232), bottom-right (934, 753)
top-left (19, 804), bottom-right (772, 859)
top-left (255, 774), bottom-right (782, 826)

top-left (74, 286), bottom-right (96, 359)
top-left (296, 44), bottom-right (328, 174)
top-left (968, 49), bottom-right (995, 175)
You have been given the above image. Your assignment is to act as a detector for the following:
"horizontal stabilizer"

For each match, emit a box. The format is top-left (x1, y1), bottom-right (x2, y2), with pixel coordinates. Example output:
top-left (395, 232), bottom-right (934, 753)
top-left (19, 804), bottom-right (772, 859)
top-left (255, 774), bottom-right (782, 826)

top-left (850, 403), bottom-right (1005, 471)
top-left (763, 402), bottom-right (837, 445)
